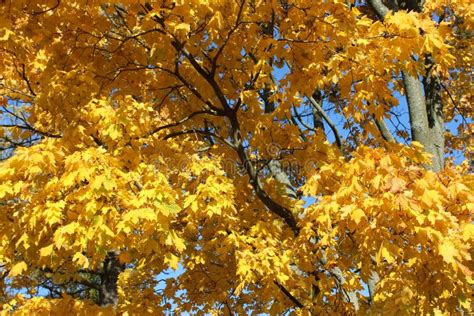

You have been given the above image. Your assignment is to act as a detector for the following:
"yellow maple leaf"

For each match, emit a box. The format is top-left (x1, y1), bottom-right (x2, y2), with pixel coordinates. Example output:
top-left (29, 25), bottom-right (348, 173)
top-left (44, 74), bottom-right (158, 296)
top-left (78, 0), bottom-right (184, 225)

top-left (9, 261), bottom-right (27, 277)
top-left (351, 208), bottom-right (365, 224)
top-left (164, 253), bottom-right (179, 270)
top-left (376, 241), bottom-right (396, 264)
top-left (33, 49), bottom-right (48, 71)
top-left (72, 253), bottom-right (89, 268)
top-left (39, 244), bottom-right (54, 257)
top-left (438, 240), bottom-right (461, 264)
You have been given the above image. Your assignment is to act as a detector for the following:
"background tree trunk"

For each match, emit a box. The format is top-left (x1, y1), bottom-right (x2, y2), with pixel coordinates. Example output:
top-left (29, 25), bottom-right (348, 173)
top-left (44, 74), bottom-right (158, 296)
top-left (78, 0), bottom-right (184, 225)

top-left (369, 0), bottom-right (445, 173)
top-left (99, 251), bottom-right (124, 306)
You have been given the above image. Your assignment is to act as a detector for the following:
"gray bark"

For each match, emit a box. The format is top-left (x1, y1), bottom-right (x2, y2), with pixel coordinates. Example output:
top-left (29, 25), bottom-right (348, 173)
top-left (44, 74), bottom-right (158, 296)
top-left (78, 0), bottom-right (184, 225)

top-left (367, 269), bottom-right (380, 305)
top-left (373, 116), bottom-right (395, 142)
top-left (404, 73), bottom-right (445, 171)
top-left (311, 91), bottom-right (326, 132)
top-left (307, 95), bottom-right (343, 149)
top-left (369, 0), bottom-right (445, 172)
top-left (331, 266), bottom-right (360, 310)
top-left (312, 107), bottom-right (325, 132)
top-left (423, 56), bottom-right (445, 171)
top-left (268, 160), bottom-right (298, 200)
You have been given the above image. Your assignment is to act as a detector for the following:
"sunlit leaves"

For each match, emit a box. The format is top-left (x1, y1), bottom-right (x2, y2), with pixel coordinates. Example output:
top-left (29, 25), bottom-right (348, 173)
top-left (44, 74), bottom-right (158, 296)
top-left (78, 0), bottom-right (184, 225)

top-left (8, 262), bottom-right (28, 277)
top-left (0, 0), bottom-right (472, 314)
top-left (300, 145), bottom-right (473, 313)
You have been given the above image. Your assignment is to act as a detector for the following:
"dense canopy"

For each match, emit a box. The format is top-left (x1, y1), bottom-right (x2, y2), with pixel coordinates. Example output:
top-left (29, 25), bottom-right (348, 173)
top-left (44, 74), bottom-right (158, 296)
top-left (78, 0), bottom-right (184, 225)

top-left (0, 0), bottom-right (472, 314)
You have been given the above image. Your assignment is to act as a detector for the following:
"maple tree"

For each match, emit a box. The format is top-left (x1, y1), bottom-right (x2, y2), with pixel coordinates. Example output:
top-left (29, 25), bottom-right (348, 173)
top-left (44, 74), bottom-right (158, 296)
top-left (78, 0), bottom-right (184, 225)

top-left (0, 0), bottom-right (473, 314)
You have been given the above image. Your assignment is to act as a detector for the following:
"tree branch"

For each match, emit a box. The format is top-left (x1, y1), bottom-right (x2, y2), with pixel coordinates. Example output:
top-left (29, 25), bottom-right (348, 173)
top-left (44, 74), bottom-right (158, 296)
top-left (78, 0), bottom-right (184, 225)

top-left (307, 95), bottom-right (343, 149)
top-left (373, 116), bottom-right (395, 142)
top-left (30, 0), bottom-right (61, 16)
top-left (227, 112), bottom-right (300, 235)
top-left (274, 281), bottom-right (304, 309)
top-left (368, 0), bottom-right (390, 19)
top-left (163, 128), bottom-right (235, 149)
top-left (0, 123), bottom-right (61, 139)
top-left (142, 110), bottom-right (215, 138)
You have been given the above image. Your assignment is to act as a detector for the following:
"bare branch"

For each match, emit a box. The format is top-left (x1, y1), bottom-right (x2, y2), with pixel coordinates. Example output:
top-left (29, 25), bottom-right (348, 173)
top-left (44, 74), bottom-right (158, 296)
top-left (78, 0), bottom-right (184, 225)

top-left (211, 0), bottom-right (246, 75)
top-left (307, 95), bottom-right (343, 149)
top-left (0, 123), bottom-right (61, 139)
top-left (274, 281), bottom-right (304, 309)
top-left (142, 110), bottom-right (215, 138)
top-left (30, 0), bottom-right (61, 16)
top-left (163, 128), bottom-right (235, 149)
top-left (373, 116), bottom-right (396, 142)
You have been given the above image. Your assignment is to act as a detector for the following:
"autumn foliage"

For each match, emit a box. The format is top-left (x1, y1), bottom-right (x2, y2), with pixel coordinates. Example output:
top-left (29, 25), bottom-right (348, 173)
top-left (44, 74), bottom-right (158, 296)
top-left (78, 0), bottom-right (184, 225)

top-left (0, 0), bottom-right (472, 315)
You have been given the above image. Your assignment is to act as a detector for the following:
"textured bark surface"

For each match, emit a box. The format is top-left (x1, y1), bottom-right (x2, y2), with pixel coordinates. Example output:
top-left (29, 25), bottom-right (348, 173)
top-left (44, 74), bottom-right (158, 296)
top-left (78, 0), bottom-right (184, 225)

top-left (423, 56), bottom-right (445, 171)
top-left (374, 116), bottom-right (396, 142)
top-left (367, 269), bottom-right (381, 305)
top-left (369, 0), bottom-right (445, 172)
top-left (404, 76), bottom-right (433, 143)
top-left (99, 252), bottom-right (124, 306)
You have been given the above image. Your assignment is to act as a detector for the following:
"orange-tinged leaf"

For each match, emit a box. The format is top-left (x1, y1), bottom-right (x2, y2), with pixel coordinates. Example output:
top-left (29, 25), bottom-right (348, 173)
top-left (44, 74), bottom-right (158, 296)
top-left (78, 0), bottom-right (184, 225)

top-left (119, 252), bottom-right (132, 264)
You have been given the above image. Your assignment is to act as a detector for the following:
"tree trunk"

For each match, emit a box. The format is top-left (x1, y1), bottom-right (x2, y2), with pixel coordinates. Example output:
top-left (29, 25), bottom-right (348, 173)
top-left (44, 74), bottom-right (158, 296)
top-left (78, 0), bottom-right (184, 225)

top-left (369, 0), bottom-right (445, 173)
top-left (422, 56), bottom-right (445, 171)
top-left (403, 73), bottom-right (445, 171)
top-left (99, 251), bottom-right (124, 306)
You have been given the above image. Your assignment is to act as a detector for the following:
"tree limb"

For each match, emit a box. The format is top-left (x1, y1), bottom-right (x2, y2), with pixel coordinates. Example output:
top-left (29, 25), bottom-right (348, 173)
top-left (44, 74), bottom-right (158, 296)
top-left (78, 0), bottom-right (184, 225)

top-left (307, 95), bottom-right (343, 149)
top-left (274, 281), bottom-right (304, 309)
top-left (373, 116), bottom-right (396, 142)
